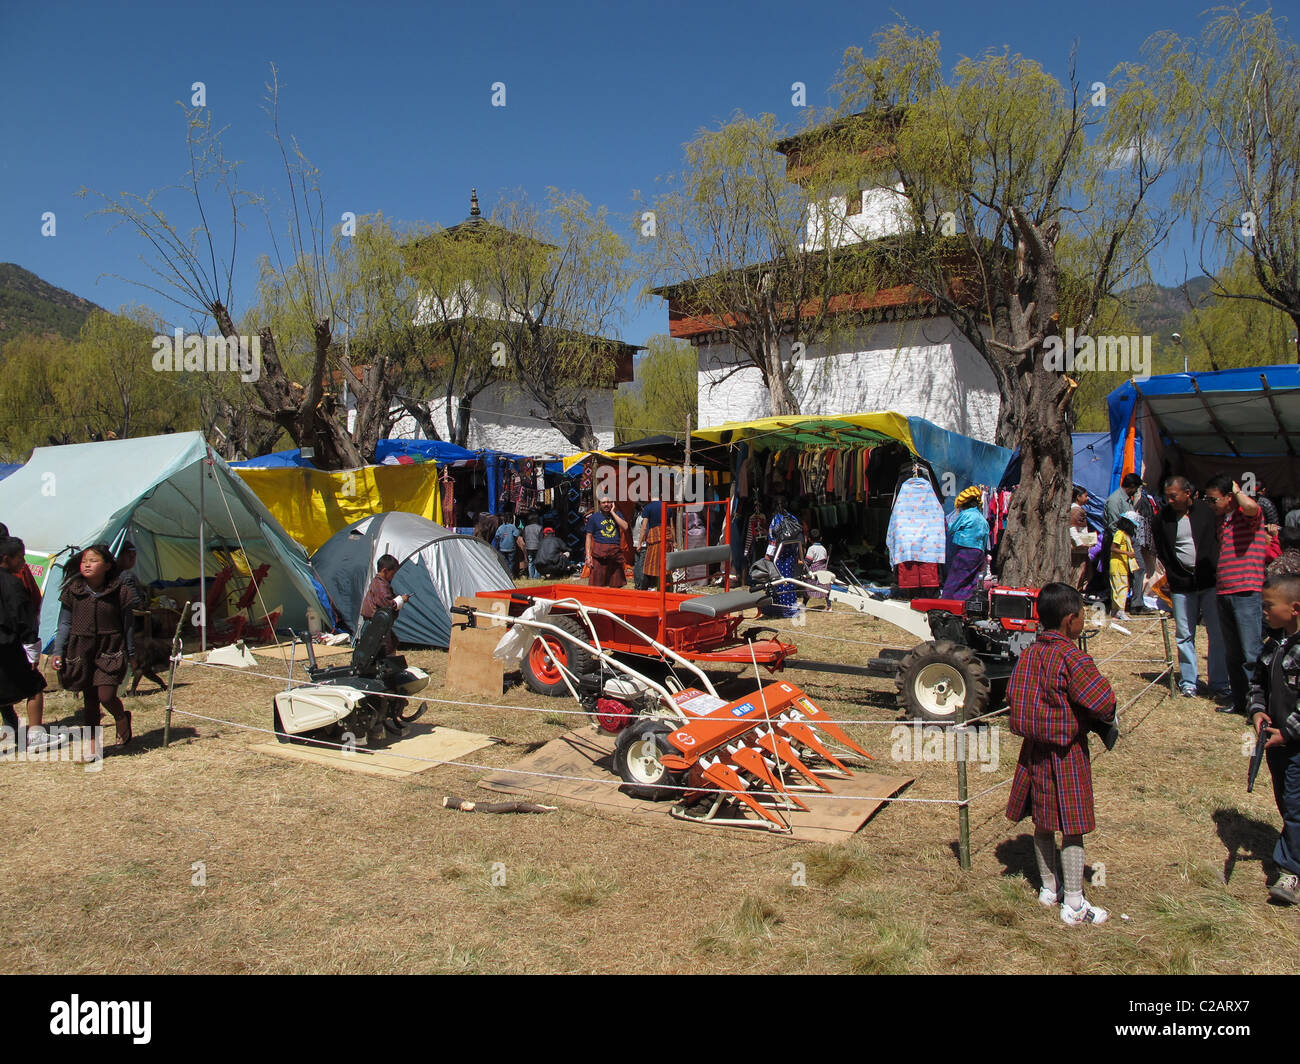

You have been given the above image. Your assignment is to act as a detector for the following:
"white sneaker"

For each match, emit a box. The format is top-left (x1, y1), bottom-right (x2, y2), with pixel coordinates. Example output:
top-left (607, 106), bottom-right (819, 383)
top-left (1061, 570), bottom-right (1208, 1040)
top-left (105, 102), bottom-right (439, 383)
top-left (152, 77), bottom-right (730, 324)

top-left (1038, 886), bottom-right (1059, 907)
top-left (1060, 898), bottom-right (1109, 925)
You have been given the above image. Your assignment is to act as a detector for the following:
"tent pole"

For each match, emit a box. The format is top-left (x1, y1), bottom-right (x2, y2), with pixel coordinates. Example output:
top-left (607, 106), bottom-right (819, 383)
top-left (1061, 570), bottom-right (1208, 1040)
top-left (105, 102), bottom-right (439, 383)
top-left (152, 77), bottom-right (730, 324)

top-left (199, 450), bottom-right (207, 653)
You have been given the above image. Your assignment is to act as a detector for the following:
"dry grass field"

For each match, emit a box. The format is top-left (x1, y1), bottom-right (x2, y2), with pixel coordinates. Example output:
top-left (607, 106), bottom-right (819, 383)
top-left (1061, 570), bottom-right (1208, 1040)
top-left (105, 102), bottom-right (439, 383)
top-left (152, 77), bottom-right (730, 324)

top-left (2, 599), bottom-right (1296, 975)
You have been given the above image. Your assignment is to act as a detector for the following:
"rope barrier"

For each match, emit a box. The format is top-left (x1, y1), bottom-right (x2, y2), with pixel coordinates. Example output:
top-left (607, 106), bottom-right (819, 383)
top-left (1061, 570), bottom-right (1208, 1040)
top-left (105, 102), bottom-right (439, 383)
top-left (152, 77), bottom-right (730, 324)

top-left (151, 613), bottom-right (1180, 830)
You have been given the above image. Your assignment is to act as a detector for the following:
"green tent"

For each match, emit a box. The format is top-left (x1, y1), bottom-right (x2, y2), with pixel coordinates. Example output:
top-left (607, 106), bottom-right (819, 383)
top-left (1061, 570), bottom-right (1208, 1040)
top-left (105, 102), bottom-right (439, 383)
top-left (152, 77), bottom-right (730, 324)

top-left (0, 432), bottom-right (326, 646)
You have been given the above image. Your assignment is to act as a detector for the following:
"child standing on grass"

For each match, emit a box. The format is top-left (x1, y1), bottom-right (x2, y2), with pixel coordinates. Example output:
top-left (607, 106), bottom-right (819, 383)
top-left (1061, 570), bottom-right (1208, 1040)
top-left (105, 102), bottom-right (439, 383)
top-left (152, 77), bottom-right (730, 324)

top-left (1249, 573), bottom-right (1300, 905)
top-left (360, 554), bottom-right (409, 656)
top-left (1109, 512), bottom-right (1140, 620)
top-left (1006, 582), bottom-right (1118, 926)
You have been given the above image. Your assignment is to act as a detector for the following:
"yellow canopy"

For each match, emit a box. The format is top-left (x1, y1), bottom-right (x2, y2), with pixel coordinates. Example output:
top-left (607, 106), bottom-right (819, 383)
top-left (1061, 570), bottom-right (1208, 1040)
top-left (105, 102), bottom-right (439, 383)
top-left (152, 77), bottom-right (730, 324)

top-left (235, 464), bottom-right (442, 554)
top-left (691, 412), bottom-right (917, 453)
top-left (561, 450), bottom-right (669, 472)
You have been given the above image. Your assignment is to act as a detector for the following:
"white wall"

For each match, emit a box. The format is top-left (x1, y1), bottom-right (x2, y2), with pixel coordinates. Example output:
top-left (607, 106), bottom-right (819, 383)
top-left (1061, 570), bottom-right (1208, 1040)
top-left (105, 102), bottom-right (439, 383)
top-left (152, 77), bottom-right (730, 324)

top-left (388, 380), bottom-right (615, 454)
top-left (803, 183), bottom-right (911, 252)
top-left (695, 316), bottom-right (1001, 443)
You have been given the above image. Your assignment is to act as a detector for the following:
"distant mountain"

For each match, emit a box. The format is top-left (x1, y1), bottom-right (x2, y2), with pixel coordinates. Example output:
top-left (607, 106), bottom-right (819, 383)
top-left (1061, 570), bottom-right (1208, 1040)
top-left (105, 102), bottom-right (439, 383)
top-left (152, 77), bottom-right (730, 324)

top-left (0, 263), bottom-right (101, 347)
top-left (1122, 275), bottom-right (1216, 341)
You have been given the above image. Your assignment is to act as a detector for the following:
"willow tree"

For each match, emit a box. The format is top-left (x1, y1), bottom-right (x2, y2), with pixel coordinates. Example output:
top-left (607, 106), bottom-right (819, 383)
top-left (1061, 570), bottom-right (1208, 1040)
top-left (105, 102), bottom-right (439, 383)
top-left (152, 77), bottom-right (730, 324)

top-left (481, 191), bottom-right (633, 450)
top-left (83, 74), bottom-right (414, 468)
top-left (0, 308), bottom-right (203, 459)
top-left (614, 334), bottom-right (697, 444)
top-left (643, 113), bottom-right (880, 417)
top-left (1144, 6), bottom-right (1300, 352)
top-left (823, 24), bottom-right (1177, 585)
top-left (401, 203), bottom-right (509, 447)
top-left (1174, 254), bottom-right (1300, 370)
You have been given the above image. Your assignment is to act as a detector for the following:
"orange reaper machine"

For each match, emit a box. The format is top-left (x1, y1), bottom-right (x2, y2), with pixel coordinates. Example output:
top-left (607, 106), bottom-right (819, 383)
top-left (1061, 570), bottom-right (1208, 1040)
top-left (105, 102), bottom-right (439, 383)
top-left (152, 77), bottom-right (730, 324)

top-left (473, 602), bottom-right (875, 832)
top-left (466, 506), bottom-right (874, 831)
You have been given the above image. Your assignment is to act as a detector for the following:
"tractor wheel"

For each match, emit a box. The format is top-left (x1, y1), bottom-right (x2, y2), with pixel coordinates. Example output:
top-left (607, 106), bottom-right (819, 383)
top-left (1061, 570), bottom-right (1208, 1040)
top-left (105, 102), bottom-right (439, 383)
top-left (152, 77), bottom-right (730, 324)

top-left (895, 640), bottom-right (990, 723)
top-left (613, 718), bottom-right (684, 801)
top-left (520, 615), bottom-right (597, 697)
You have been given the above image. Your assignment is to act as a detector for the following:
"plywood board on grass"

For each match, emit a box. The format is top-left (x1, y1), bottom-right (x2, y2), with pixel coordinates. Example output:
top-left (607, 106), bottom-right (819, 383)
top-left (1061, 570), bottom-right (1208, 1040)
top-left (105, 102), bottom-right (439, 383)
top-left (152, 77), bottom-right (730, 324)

top-left (479, 729), bottom-right (912, 842)
top-left (253, 723), bottom-right (495, 779)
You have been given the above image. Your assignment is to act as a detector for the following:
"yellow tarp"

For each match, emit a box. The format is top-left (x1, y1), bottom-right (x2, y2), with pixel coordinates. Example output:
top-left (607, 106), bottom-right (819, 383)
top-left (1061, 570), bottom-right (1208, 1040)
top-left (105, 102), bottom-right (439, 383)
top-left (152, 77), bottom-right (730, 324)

top-left (235, 465), bottom-right (442, 554)
top-left (561, 450), bottom-right (664, 472)
top-left (691, 412), bottom-right (917, 453)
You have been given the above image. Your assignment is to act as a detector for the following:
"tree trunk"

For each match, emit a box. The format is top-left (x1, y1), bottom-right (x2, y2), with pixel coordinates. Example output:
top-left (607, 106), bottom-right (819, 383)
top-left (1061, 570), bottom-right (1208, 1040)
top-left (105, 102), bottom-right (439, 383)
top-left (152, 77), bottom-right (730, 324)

top-left (997, 359), bottom-right (1074, 586)
top-left (761, 333), bottom-right (799, 416)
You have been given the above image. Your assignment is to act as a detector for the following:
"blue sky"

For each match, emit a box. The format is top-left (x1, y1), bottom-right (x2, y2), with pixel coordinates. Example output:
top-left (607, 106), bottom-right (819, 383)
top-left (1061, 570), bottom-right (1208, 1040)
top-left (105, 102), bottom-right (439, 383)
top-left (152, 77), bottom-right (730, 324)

top-left (0, 0), bottom-right (1257, 347)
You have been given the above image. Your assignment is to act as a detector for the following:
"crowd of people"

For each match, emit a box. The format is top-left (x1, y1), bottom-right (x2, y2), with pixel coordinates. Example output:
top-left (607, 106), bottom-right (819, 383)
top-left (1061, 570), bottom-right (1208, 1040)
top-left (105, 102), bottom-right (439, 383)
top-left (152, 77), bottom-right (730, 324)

top-left (1072, 473), bottom-right (1300, 715)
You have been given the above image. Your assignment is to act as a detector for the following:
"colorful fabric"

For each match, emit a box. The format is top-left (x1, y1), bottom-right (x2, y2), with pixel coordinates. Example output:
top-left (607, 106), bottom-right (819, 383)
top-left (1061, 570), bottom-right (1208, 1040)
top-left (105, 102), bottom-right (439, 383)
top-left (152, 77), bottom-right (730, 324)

top-left (885, 477), bottom-right (946, 565)
top-left (1217, 505), bottom-right (1268, 595)
top-left (896, 561), bottom-right (940, 589)
top-left (947, 507), bottom-right (990, 551)
top-left (1005, 631), bottom-right (1117, 834)
top-left (941, 547), bottom-right (985, 601)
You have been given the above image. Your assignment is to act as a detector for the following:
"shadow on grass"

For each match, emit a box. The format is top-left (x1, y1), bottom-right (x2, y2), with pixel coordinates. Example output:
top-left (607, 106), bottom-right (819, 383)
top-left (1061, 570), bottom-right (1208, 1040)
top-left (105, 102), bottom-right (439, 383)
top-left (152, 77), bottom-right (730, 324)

top-left (1212, 807), bottom-right (1277, 884)
top-left (992, 832), bottom-right (1106, 888)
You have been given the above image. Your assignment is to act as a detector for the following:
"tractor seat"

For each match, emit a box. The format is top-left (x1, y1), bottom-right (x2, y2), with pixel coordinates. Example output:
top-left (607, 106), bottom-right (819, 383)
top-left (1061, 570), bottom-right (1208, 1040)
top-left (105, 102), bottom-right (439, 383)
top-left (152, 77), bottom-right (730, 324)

top-left (678, 588), bottom-right (769, 618)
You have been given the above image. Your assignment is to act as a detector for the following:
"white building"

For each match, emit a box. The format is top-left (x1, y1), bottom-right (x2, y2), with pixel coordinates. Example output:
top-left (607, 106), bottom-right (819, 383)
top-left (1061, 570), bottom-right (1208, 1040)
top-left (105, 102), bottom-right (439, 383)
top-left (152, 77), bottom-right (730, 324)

top-left (382, 191), bottom-right (635, 454)
top-left (387, 382), bottom-right (617, 455)
top-left (660, 124), bottom-right (1002, 444)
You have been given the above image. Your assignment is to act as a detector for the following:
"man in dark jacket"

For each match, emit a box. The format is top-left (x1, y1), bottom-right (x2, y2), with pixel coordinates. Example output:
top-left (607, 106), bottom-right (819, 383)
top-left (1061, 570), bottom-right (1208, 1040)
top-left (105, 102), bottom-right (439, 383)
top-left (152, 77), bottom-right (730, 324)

top-left (534, 528), bottom-right (574, 579)
top-left (1156, 475), bottom-right (1228, 699)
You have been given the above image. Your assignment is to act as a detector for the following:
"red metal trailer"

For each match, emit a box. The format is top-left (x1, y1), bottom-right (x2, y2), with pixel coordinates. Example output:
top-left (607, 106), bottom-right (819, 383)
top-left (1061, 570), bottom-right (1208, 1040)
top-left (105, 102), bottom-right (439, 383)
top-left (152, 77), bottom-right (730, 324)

top-left (476, 499), bottom-right (795, 695)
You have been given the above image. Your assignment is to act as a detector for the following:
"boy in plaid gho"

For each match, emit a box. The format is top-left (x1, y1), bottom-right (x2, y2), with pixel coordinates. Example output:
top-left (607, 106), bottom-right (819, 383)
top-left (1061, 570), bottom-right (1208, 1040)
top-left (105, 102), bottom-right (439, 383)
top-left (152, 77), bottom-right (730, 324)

top-left (1006, 582), bottom-right (1118, 925)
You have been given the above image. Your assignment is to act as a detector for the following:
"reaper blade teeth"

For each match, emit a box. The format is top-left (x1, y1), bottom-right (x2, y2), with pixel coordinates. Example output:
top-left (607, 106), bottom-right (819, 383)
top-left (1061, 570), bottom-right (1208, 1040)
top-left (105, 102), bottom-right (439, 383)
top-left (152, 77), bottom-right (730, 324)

top-left (697, 759), bottom-right (789, 829)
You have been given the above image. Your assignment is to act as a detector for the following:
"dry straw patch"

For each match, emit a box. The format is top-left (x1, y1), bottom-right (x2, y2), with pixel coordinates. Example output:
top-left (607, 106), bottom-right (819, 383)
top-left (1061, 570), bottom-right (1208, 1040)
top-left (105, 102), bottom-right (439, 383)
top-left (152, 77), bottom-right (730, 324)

top-left (1, 607), bottom-right (1295, 973)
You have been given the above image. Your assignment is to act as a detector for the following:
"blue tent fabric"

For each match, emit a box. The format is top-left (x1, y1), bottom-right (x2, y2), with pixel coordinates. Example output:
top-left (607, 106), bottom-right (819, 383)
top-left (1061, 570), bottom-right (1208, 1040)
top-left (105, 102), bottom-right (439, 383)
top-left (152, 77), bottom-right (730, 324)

top-left (1071, 433), bottom-right (1111, 531)
top-left (905, 417), bottom-right (1014, 511)
top-left (996, 433), bottom-right (1111, 532)
top-left (227, 449), bottom-right (317, 469)
top-left (374, 439), bottom-right (479, 465)
top-left (311, 512), bottom-right (512, 647)
top-left (1107, 364), bottom-right (1300, 493)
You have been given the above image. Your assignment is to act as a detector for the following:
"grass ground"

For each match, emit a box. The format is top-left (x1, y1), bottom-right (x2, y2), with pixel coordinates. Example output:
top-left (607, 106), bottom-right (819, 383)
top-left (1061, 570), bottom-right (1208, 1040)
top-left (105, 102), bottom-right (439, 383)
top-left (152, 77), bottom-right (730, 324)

top-left (1, 598), bottom-right (1295, 974)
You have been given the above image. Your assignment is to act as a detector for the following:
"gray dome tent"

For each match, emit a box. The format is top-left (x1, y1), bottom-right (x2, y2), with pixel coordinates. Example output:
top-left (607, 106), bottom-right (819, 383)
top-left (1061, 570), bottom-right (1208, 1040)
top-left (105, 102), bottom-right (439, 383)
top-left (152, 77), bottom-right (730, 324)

top-left (312, 512), bottom-right (513, 647)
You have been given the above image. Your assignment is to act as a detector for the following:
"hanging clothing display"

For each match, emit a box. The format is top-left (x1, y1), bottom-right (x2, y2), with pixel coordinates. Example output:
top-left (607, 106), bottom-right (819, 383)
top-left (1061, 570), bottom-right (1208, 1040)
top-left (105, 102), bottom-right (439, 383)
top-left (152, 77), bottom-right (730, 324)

top-left (885, 477), bottom-right (946, 566)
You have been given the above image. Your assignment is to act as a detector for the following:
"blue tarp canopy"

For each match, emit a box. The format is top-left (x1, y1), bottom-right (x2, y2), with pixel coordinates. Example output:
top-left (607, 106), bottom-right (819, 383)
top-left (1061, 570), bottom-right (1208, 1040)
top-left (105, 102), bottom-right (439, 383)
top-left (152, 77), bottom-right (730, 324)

top-left (903, 417), bottom-right (1014, 509)
top-left (1107, 364), bottom-right (1300, 496)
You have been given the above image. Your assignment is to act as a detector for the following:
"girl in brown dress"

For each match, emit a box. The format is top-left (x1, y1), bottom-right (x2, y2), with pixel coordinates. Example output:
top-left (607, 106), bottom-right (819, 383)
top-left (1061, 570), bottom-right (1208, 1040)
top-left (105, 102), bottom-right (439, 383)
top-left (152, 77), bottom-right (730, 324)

top-left (50, 545), bottom-right (139, 755)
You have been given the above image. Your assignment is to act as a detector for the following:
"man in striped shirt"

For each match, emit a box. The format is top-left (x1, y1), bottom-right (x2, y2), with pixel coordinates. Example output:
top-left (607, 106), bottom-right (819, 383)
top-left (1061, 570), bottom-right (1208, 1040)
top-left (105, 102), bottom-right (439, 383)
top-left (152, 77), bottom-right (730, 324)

top-left (1205, 474), bottom-right (1267, 716)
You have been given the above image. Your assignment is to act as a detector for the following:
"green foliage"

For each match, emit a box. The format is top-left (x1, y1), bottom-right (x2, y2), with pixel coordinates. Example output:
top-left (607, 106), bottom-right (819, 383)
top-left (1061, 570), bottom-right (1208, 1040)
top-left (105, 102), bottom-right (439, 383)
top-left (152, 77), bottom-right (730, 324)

top-left (0, 307), bottom-right (204, 461)
top-left (644, 112), bottom-right (879, 416)
top-left (1175, 254), bottom-right (1300, 370)
top-left (1141, 8), bottom-right (1300, 329)
top-left (614, 335), bottom-right (696, 444)
top-left (0, 264), bottom-right (99, 348)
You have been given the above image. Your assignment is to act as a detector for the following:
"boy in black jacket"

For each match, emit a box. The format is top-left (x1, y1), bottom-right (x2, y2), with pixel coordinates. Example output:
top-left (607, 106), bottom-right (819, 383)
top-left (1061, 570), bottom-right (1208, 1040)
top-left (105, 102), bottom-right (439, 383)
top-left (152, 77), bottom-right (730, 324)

top-left (1251, 573), bottom-right (1300, 904)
